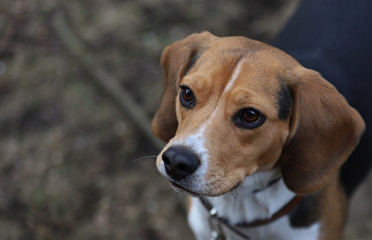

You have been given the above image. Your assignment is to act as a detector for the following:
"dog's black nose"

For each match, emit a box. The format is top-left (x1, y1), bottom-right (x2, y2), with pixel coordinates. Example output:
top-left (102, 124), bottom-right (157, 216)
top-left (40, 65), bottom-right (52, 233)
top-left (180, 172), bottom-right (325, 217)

top-left (162, 146), bottom-right (200, 181)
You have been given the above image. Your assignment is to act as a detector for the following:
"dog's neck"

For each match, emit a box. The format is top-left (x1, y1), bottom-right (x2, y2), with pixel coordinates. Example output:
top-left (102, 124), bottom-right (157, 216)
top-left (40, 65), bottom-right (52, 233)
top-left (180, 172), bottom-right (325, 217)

top-left (205, 168), bottom-right (296, 225)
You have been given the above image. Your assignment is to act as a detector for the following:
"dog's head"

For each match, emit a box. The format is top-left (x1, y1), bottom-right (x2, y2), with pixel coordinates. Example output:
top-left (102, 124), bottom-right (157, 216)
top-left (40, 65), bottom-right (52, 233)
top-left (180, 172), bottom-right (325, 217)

top-left (152, 32), bottom-right (365, 196)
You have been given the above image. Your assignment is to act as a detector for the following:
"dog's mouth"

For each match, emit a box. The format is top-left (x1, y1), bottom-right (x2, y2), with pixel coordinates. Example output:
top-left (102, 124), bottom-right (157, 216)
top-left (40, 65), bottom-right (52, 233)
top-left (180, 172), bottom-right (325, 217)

top-left (169, 180), bottom-right (202, 196)
top-left (168, 178), bottom-right (242, 197)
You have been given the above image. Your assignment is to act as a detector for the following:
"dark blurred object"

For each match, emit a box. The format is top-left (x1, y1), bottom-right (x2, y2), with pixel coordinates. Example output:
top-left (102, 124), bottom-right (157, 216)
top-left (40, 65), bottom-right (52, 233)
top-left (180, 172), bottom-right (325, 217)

top-left (273, 0), bottom-right (372, 197)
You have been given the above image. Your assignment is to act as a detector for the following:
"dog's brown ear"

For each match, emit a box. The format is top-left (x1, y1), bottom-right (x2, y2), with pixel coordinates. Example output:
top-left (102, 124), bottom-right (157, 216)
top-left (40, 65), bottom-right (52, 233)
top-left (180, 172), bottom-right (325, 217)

top-left (152, 32), bottom-right (214, 142)
top-left (280, 68), bottom-right (365, 195)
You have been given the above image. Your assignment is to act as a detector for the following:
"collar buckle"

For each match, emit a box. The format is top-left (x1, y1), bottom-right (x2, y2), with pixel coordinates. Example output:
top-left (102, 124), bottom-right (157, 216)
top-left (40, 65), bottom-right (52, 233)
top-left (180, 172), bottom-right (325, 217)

top-left (209, 207), bottom-right (226, 240)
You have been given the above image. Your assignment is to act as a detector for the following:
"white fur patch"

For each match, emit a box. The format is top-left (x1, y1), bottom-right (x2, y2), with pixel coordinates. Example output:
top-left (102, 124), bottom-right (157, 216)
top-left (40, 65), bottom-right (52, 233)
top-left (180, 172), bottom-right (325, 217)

top-left (206, 168), bottom-right (293, 224)
top-left (171, 125), bottom-right (209, 179)
top-left (188, 169), bottom-right (321, 240)
top-left (224, 60), bottom-right (244, 93)
top-left (188, 197), bottom-right (211, 240)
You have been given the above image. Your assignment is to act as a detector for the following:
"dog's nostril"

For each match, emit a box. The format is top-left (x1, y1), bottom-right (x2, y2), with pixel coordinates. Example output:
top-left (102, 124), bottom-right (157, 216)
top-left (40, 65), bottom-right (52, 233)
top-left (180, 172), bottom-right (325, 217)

top-left (162, 153), bottom-right (170, 165)
top-left (178, 163), bottom-right (190, 172)
top-left (161, 146), bottom-right (200, 181)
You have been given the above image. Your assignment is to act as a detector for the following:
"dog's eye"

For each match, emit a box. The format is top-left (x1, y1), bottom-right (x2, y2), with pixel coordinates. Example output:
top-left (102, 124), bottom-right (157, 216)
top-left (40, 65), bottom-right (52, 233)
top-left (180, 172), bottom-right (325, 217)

top-left (243, 109), bottom-right (259, 122)
top-left (180, 86), bottom-right (195, 109)
top-left (234, 108), bottom-right (266, 129)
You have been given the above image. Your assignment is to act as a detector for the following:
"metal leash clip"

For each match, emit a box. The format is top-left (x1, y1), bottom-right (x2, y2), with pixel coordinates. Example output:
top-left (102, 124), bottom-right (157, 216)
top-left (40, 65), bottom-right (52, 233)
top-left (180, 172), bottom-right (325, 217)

top-left (209, 207), bottom-right (226, 240)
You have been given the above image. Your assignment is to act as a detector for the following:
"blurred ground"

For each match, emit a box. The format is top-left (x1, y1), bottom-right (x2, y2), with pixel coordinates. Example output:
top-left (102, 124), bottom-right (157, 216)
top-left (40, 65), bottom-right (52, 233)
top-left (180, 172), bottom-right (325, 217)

top-left (0, 0), bottom-right (371, 239)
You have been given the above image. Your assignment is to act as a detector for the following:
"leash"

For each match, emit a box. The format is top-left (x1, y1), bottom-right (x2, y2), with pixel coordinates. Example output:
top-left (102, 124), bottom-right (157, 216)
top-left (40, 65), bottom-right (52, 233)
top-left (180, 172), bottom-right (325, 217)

top-left (199, 196), bottom-right (303, 240)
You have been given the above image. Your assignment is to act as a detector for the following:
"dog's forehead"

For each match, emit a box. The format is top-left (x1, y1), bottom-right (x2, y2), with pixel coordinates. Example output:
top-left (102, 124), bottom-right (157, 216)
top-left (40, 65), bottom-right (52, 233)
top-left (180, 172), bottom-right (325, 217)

top-left (179, 37), bottom-right (294, 121)
top-left (182, 43), bottom-right (284, 97)
top-left (185, 37), bottom-right (288, 85)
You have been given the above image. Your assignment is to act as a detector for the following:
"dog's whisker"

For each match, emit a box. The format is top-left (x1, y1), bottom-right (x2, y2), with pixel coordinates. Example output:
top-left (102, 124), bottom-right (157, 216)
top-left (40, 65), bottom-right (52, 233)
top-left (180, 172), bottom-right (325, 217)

top-left (225, 175), bottom-right (238, 199)
top-left (126, 155), bottom-right (157, 167)
top-left (152, 167), bottom-right (162, 181)
top-left (253, 173), bottom-right (259, 193)
top-left (256, 173), bottom-right (269, 202)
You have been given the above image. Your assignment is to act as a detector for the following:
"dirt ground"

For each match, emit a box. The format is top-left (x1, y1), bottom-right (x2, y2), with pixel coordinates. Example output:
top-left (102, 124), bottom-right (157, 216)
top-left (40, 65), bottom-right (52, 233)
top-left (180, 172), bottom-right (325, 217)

top-left (0, 0), bottom-right (371, 239)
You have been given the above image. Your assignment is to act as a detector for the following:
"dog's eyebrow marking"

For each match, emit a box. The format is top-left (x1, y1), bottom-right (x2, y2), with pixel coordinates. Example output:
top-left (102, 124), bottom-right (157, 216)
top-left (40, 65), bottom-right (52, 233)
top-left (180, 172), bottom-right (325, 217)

top-left (182, 46), bottom-right (207, 78)
top-left (276, 79), bottom-right (293, 121)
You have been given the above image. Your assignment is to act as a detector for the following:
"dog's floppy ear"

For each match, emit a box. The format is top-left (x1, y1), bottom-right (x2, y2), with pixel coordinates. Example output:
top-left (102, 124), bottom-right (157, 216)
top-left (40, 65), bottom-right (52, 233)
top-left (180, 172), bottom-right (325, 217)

top-left (152, 32), bottom-right (214, 142)
top-left (280, 68), bottom-right (365, 195)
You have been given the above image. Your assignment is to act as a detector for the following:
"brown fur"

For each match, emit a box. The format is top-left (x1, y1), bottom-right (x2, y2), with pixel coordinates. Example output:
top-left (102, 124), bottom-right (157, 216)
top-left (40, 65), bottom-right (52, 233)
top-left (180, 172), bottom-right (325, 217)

top-left (316, 174), bottom-right (348, 240)
top-left (152, 32), bottom-right (365, 236)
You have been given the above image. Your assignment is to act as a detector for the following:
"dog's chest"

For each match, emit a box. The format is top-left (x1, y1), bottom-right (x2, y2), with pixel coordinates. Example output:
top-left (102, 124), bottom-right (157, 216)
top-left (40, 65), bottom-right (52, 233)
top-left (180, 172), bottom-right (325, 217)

top-left (187, 175), bottom-right (321, 240)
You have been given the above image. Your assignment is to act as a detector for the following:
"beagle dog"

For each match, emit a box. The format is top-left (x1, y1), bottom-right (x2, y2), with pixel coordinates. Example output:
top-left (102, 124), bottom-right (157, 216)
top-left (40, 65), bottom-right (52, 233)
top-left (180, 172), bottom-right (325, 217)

top-left (152, 32), bottom-right (365, 240)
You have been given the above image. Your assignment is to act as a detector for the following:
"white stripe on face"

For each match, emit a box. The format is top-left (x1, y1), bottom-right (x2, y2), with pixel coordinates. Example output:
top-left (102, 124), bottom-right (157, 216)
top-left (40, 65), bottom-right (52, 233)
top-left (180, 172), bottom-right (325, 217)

top-left (210, 59), bottom-right (244, 120)
top-left (169, 60), bottom-right (245, 179)
top-left (224, 60), bottom-right (244, 93)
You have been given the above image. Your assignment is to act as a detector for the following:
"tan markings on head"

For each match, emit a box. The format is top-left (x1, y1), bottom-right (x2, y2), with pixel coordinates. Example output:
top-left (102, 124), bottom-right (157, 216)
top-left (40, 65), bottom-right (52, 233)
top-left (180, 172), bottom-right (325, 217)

top-left (153, 32), bottom-right (365, 196)
top-left (201, 60), bottom-right (291, 193)
top-left (167, 42), bottom-right (292, 195)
